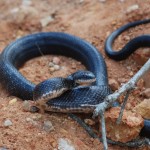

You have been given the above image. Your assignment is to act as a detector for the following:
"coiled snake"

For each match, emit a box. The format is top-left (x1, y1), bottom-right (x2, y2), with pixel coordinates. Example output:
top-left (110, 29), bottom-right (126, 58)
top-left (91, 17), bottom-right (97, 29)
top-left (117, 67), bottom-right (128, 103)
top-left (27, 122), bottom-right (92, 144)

top-left (0, 19), bottom-right (149, 137)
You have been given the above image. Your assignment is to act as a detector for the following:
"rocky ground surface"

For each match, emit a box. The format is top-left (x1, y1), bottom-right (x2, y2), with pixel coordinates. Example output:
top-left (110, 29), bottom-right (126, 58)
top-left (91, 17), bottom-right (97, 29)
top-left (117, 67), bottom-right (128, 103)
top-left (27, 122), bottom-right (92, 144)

top-left (0, 0), bottom-right (150, 150)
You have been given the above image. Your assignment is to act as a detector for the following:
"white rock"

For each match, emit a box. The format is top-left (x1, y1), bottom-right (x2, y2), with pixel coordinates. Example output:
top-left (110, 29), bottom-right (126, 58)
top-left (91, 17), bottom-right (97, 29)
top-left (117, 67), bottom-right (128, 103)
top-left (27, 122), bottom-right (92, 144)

top-left (22, 100), bottom-right (31, 111)
top-left (54, 65), bottom-right (60, 71)
top-left (126, 4), bottom-right (139, 13)
top-left (43, 120), bottom-right (54, 132)
top-left (58, 138), bottom-right (75, 150)
top-left (9, 98), bottom-right (17, 105)
top-left (4, 119), bottom-right (13, 127)
top-left (40, 16), bottom-right (54, 27)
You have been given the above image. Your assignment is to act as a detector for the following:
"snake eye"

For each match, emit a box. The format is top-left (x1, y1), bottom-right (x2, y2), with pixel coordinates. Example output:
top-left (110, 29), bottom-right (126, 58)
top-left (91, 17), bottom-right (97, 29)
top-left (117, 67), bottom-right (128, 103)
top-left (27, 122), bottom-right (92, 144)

top-left (71, 70), bottom-right (96, 84)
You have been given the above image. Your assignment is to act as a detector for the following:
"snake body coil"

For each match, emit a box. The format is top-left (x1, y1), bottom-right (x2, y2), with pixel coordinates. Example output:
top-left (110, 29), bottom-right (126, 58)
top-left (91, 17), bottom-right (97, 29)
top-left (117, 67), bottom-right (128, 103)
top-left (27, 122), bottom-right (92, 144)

top-left (0, 32), bottom-right (111, 113)
top-left (0, 19), bottom-right (149, 137)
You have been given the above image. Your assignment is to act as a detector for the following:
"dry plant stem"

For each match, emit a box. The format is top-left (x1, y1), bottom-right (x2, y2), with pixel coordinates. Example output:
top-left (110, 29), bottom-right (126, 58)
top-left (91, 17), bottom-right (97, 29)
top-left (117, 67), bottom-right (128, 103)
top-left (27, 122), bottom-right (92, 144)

top-left (93, 59), bottom-right (150, 149)
top-left (116, 90), bottom-right (131, 124)
top-left (68, 113), bottom-right (100, 139)
top-left (94, 59), bottom-right (150, 117)
top-left (100, 112), bottom-right (108, 150)
top-left (67, 60), bottom-right (150, 149)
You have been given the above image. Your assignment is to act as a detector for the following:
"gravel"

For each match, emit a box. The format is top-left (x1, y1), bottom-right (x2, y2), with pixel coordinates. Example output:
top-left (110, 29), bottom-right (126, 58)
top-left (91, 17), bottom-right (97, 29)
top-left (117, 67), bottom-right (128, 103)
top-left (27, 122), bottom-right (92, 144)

top-left (43, 120), bottom-right (54, 132)
top-left (4, 119), bottom-right (13, 127)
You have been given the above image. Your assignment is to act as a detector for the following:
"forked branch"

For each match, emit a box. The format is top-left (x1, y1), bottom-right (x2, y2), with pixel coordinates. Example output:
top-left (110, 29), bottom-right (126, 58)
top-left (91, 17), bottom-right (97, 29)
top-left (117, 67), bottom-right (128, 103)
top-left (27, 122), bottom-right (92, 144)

top-left (93, 59), bottom-right (150, 150)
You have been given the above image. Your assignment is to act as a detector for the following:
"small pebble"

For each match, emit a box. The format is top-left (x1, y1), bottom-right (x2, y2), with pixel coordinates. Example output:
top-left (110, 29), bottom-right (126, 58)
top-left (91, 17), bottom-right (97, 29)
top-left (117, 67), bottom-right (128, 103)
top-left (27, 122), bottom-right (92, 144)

top-left (142, 88), bottom-right (150, 98)
top-left (53, 65), bottom-right (60, 71)
top-left (9, 98), bottom-right (17, 105)
top-left (84, 119), bottom-right (95, 126)
top-left (71, 63), bottom-right (77, 69)
top-left (126, 4), bottom-right (139, 13)
top-left (58, 138), bottom-right (75, 150)
top-left (49, 67), bottom-right (55, 72)
top-left (22, 100), bottom-right (31, 111)
top-left (124, 35), bottom-right (130, 41)
top-left (32, 114), bottom-right (42, 121)
top-left (126, 66), bottom-right (131, 71)
top-left (109, 79), bottom-right (119, 91)
top-left (4, 119), bottom-right (13, 127)
top-left (43, 120), bottom-right (54, 132)
top-left (52, 57), bottom-right (60, 65)
top-left (40, 16), bottom-right (54, 27)
top-left (137, 79), bottom-right (145, 89)
top-left (26, 117), bottom-right (33, 122)
top-left (52, 141), bottom-right (57, 148)
top-left (129, 71), bottom-right (134, 77)
top-left (26, 117), bottom-right (38, 126)
top-left (49, 62), bottom-right (54, 67)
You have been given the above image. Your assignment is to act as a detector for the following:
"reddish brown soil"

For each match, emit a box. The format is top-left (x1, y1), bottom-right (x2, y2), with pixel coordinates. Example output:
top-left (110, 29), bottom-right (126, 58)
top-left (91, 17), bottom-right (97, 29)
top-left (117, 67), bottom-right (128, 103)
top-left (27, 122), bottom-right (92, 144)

top-left (0, 0), bottom-right (150, 150)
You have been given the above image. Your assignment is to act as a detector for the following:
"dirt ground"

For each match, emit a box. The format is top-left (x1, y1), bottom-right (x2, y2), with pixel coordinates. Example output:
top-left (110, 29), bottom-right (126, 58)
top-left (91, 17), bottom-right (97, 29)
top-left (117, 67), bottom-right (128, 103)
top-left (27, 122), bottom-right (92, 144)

top-left (0, 0), bottom-right (150, 150)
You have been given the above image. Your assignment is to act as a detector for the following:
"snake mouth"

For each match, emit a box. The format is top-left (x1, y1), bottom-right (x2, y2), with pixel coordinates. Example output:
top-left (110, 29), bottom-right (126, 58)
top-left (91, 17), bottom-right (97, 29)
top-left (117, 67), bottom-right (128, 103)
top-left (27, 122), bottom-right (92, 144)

top-left (75, 78), bottom-right (96, 84)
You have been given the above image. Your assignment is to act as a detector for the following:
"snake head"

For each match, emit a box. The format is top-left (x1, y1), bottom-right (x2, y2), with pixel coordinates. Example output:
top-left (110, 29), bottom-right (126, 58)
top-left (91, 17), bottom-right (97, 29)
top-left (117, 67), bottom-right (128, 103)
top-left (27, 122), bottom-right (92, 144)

top-left (69, 70), bottom-right (96, 85)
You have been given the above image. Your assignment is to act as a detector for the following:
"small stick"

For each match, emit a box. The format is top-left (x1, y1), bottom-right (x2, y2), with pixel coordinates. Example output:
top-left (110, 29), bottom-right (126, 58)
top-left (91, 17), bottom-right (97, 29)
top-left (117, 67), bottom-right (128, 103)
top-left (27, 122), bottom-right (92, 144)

top-left (68, 113), bottom-right (100, 139)
top-left (116, 90), bottom-right (131, 124)
top-left (100, 112), bottom-right (108, 150)
top-left (93, 59), bottom-right (150, 117)
top-left (93, 59), bottom-right (150, 149)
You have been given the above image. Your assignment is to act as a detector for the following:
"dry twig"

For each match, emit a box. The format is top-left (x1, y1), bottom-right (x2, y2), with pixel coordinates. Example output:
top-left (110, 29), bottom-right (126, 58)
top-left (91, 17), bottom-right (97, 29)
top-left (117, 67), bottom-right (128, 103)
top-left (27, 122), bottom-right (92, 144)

top-left (116, 90), bottom-right (131, 124)
top-left (69, 114), bottom-right (150, 147)
top-left (93, 59), bottom-right (150, 150)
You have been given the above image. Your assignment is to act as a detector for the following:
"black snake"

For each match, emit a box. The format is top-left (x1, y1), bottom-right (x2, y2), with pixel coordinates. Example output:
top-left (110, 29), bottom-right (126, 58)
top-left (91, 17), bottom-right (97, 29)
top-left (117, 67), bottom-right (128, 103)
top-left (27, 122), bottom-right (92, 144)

top-left (105, 19), bottom-right (150, 138)
top-left (0, 19), bottom-right (149, 137)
